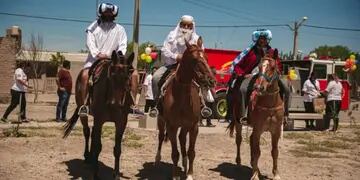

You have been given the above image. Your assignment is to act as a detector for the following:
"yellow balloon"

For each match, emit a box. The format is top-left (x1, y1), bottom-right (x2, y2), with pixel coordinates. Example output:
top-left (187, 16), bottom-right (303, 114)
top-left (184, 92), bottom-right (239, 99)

top-left (140, 53), bottom-right (147, 60)
top-left (350, 54), bottom-right (356, 60)
top-left (145, 55), bottom-right (152, 63)
top-left (351, 65), bottom-right (357, 71)
top-left (289, 73), bottom-right (297, 80)
top-left (351, 58), bottom-right (356, 63)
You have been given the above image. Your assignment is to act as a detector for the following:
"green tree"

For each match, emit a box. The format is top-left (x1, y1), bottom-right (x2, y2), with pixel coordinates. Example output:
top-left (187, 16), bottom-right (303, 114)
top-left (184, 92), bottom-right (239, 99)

top-left (49, 52), bottom-right (65, 67)
top-left (312, 45), bottom-right (351, 60)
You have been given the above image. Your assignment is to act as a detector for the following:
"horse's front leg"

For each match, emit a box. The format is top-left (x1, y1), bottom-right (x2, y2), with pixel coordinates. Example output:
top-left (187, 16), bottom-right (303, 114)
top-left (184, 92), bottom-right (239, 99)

top-left (113, 115), bottom-right (127, 180)
top-left (250, 128), bottom-right (262, 180)
top-left (90, 118), bottom-right (104, 180)
top-left (168, 125), bottom-right (180, 180)
top-left (271, 123), bottom-right (282, 180)
top-left (179, 128), bottom-right (188, 173)
top-left (233, 98), bottom-right (242, 165)
top-left (187, 124), bottom-right (199, 180)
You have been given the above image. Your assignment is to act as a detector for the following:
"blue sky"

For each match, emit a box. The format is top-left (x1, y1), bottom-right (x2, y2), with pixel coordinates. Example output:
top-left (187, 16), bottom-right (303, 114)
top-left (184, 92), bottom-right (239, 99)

top-left (0, 0), bottom-right (359, 55)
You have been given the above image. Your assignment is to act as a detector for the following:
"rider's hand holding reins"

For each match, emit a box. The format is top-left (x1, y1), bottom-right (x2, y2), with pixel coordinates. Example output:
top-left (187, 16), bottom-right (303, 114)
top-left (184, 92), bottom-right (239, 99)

top-left (96, 53), bottom-right (109, 60)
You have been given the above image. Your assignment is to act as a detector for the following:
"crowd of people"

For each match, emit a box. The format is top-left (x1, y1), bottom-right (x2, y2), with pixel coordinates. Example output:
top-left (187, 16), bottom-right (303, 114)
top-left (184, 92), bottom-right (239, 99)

top-left (0, 2), bottom-right (347, 132)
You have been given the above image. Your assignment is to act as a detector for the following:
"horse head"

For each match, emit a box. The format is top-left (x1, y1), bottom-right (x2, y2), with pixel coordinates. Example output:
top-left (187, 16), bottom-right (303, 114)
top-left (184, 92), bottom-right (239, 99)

top-left (181, 37), bottom-right (216, 88)
top-left (108, 50), bottom-right (134, 105)
top-left (255, 49), bottom-right (279, 94)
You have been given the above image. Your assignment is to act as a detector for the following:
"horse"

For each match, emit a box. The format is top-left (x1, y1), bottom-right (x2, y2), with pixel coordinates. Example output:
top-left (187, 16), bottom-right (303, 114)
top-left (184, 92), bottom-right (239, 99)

top-left (228, 50), bottom-right (284, 180)
top-left (154, 37), bottom-right (215, 180)
top-left (63, 50), bottom-right (134, 180)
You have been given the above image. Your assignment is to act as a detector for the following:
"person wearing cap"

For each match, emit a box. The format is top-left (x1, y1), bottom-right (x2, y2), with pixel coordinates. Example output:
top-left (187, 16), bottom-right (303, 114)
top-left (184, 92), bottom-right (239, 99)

top-left (150, 15), bottom-right (205, 114)
top-left (226, 29), bottom-right (290, 123)
top-left (78, 3), bottom-right (139, 116)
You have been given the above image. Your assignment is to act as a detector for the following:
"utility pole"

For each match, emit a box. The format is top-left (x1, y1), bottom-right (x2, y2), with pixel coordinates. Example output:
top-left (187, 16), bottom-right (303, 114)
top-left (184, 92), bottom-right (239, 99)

top-left (132, 0), bottom-right (140, 68)
top-left (289, 16), bottom-right (308, 60)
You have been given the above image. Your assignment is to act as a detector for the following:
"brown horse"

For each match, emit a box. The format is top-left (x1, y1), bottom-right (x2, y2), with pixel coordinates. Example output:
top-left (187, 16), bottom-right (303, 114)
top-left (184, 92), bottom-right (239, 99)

top-left (154, 37), bottom-right (215, 180)
top-left (63, 51), bottom-right (134, 180)
top-left (228, 50), bottom-right (284, 180)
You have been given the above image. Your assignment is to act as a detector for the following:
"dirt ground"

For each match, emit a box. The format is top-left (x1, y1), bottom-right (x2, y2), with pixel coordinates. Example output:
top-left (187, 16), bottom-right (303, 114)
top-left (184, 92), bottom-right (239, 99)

top-left (0, 94), bottom-right (359, 180)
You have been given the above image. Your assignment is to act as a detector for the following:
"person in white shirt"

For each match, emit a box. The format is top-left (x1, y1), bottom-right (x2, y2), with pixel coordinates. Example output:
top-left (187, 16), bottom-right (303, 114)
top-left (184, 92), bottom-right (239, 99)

top-left (323, 74), bottom-right (343, 132)
top-left (143, 67), bottom-right (156, 113)
top-left (78, 3), bottom-right (139, 116)
top-left (1, 63), bottom-right (32, 123)
top-left (302, 72), bottom-right (321, 129)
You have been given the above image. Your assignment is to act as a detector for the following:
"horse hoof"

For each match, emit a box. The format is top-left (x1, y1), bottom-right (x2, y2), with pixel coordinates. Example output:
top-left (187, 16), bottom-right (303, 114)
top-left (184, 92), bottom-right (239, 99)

top-left (113, 172), bottom-right (121, 180)
top-left (182, 157), bottom-right (188, 172)
top-left (155, 154), bottom-right (161, 165)
top-left (250, 171), bottom-right (260, 180)
top-left (274, 174), bottom-right (281, 180)
top-left (235, 158), bottom-right (241, 165)
top-left (186, 175), bottom-right (194, 180)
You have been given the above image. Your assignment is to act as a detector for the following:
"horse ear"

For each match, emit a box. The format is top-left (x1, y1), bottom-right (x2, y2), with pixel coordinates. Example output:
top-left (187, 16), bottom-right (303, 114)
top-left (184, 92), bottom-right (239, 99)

top-left (111, 50), bottom-right (119, 64)
top-left (127, 52), bottom-right (134, 66)
top-left (273, 48), bottom-right (279, 59)
top-left (197, 36), bottom-right (203, 47)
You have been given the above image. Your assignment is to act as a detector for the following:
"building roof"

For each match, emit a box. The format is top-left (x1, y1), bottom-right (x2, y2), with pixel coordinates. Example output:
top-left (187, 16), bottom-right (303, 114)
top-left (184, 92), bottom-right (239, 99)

top-left (16, 50), bottom-right (88, 62)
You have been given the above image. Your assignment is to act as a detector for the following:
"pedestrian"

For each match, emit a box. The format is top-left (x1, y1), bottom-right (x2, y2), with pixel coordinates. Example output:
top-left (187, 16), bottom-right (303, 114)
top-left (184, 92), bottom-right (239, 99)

top-left (323, 74), bottom-right (343, 132)
top-left (143, 67), bottom-right (157, 113)
top-left (56, 60), bottom-right (72, 122)
top-left (302, 72), bottom-right (320, 129)
top-left (200, 66), bottom-right (216, 127)
top-left (1, 62), bottom-right (32, 123)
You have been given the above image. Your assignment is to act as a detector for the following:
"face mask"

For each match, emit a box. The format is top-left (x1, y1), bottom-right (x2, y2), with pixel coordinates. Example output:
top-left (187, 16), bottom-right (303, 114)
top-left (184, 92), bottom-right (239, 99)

top-left (177, 28), bottom-right (193, 45)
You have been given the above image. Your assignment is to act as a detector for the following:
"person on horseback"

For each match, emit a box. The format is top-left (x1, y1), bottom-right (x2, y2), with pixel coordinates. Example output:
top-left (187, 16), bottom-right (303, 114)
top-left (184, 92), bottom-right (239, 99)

top-left (78, 2), bottom-right (137, 116)
top-left (226, 29), bottom-right (290, 122)
top-left (151, 15), bottom-right (213, 116)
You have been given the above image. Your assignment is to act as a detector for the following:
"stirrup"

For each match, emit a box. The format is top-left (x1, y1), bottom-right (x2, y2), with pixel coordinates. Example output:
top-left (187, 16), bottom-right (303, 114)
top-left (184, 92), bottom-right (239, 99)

top-left (201, 106), bottom-right (212, 118)
top-left (149, 108), bottom-right (159, 118)
top-left (78, 105), bottom-right (89, 117)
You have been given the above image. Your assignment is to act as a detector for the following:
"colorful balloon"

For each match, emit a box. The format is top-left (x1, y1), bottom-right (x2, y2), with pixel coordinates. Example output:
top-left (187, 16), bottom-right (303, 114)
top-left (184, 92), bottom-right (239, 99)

top-left (351, 65), bottom-right (357, 71)
top-left (288, 69), bottom-right (297, 80)
top-left (150, 52), bottom-right (158, 60)
top-left (145, 55), bottom-right (152, 63)
top-left (140, 53), bottom-right (147, 60)
top-left (145, 47), bottom-right (152, 55)
top-left (350, 54), bottom-right (356, 60)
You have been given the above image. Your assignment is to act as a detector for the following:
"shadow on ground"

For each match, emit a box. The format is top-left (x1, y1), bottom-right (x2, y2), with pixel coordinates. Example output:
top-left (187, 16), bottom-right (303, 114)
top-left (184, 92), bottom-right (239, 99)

top-left (64, 159), bottom-right (130, 180)
top-left (135, 161), bottom-right (184, 180)
top-left (209, 162), bottom-right (271, 180)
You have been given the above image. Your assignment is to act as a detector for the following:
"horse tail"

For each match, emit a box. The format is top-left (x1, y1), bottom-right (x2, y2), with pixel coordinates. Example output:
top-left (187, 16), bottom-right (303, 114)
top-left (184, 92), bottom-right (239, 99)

top-left (227, 119), bottom-right (236, 137)
top-left (63, 106), bottom-right (80, 138)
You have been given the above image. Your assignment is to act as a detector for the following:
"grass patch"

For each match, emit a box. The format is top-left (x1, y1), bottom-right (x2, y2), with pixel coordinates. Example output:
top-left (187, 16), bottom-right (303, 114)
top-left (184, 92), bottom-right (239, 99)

top-left (284, 132), bottom-right (313, 140)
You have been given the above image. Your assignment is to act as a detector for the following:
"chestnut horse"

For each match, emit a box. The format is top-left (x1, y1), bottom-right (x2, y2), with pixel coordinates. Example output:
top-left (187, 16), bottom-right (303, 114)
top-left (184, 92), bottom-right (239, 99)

top-left (155, 37), bottom-right (215, 180)
top-left (228, 50), bottom-right (284, 180)
top-left (63, 51), bottom-right (134, 180)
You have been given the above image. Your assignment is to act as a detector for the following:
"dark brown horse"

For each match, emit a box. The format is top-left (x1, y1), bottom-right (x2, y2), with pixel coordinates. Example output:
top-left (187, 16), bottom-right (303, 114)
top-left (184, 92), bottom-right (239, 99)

top-left (228, 50), bottom-right (284, 180)
top-left (155, 37), bottom-right (215, 180)
top-left (63, 51), bottom-right (134, 180)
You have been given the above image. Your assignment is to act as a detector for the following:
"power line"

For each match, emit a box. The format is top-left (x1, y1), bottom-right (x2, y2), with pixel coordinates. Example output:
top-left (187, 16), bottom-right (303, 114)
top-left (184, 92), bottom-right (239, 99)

top-left (0, 12), bottom-right (288, 28)
top-left (303, 24), bottom-right (360, 32)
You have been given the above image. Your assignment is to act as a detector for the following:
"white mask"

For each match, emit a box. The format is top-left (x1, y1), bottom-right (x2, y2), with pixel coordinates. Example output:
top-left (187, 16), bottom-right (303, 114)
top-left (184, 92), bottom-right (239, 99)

top-left (176, 28), bottom-right (193, 45)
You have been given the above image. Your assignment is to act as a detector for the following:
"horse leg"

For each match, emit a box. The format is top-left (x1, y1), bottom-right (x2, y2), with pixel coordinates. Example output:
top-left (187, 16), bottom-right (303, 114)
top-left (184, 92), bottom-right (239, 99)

top-left (168, 126), bottom-right (180, 180)
top-left (250, 129), bottom-right (262, 180)
top-left (113, 117), bottom-right (127, 180)
top-left (235, 120), bottom-right (243, 165)
top-left (186, 124), bottom-right (199, 180)
top-left (80, 117), bottom-right (91, 163)
top-left (155, 116), bottom-right (165, 164)
top-left (90, 119), bottom-right (103, 180)
top-left (179, 128), bottom-right (188, 173)
top-left (271, 128), bottom-right (281, 180)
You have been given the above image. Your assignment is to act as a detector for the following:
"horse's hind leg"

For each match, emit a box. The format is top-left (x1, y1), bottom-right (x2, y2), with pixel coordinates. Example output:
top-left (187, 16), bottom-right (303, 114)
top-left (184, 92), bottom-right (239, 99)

top-left (250, 129), bottom-right (261, 180)
top-left (90, 119), bottom-right (104, 180)
top-left (179, 128), bottom-right (188, 173)
top-left (235, 120), bottom-right (243, 165)
top-left (155, 116), bottom-right (165, 164)
top-left (187, 124), bottom-right (199, 180)
top-left (271, 128), bottom-right (281, 180)
top-left (168, 126), bottom-right (180, 180)
top-left (113, 116), bottom-right (127, 180)
top-left (80, 117), bottom-right (91, 163)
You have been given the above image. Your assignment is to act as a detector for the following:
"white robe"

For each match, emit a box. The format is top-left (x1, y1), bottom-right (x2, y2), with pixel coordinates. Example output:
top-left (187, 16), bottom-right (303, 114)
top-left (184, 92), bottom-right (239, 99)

top-left (84, 20), bottom-right (127, 68)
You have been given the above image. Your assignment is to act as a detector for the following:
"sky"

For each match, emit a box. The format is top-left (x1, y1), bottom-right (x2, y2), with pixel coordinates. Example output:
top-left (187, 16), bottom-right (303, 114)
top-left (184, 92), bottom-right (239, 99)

top-left (0, 0), bottom-right (359, 55)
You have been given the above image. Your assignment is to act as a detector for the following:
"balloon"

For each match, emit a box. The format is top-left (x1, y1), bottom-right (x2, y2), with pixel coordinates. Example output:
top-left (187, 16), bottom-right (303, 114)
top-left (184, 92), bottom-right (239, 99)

top-left (145, 47), bottom-right (152, 55)
top-left (140, 53), bottom-right (147, 60)
top-left (351, 65), bottom-right (357, 71)
top-left (351, 58), bottom-right (356, 64)
top-left (150, 52), bottom-right (158, 60)
top-left (288, 69), bottom-right (297, 80)
top-left (145, 55), bottom-right (152, 63)
top-left (350, 54), bottom-right (356, 60)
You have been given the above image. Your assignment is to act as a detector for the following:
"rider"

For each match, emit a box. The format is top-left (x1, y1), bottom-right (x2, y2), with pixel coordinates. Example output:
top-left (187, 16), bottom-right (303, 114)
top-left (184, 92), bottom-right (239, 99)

top-left (226, 29), bottom-right (289, 122)
top-left (150, 15), bottom-right (206, 114)
top-left (79, 3), bottom-right (137, 116)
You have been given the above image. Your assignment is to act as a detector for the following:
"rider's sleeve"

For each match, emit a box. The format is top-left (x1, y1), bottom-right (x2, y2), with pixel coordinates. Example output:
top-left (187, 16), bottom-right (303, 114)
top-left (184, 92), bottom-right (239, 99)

top-left (117, 26), bottom-right (128, 55)
top-left (161, 39), bottom-right (177, 60)
top-left (86, 31), bottom-right (100, 59)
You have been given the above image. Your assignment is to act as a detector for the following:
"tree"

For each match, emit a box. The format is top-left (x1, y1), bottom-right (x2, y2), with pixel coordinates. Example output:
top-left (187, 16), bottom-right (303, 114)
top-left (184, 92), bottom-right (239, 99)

top-left (312, 45), bottom-right (351, 60)
top-left (19, 33), bottom-right (44, 103)
top-left (50, 52), bottom-right (65, 67)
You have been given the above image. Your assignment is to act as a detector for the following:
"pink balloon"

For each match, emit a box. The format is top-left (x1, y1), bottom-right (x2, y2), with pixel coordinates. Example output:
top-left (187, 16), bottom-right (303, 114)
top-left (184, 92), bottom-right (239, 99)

top-left (150, 52), bottom-right (158, 60)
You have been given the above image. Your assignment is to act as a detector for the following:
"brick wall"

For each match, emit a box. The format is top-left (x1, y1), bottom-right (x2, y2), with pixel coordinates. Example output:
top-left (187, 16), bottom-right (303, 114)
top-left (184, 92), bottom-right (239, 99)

top-left (0, 37), bottom-right (16, 103)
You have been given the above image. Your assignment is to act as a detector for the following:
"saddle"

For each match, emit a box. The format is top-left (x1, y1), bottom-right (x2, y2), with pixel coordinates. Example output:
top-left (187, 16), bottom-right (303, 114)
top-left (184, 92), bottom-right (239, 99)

top-left (89, 60), bottom-right (109, 86)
